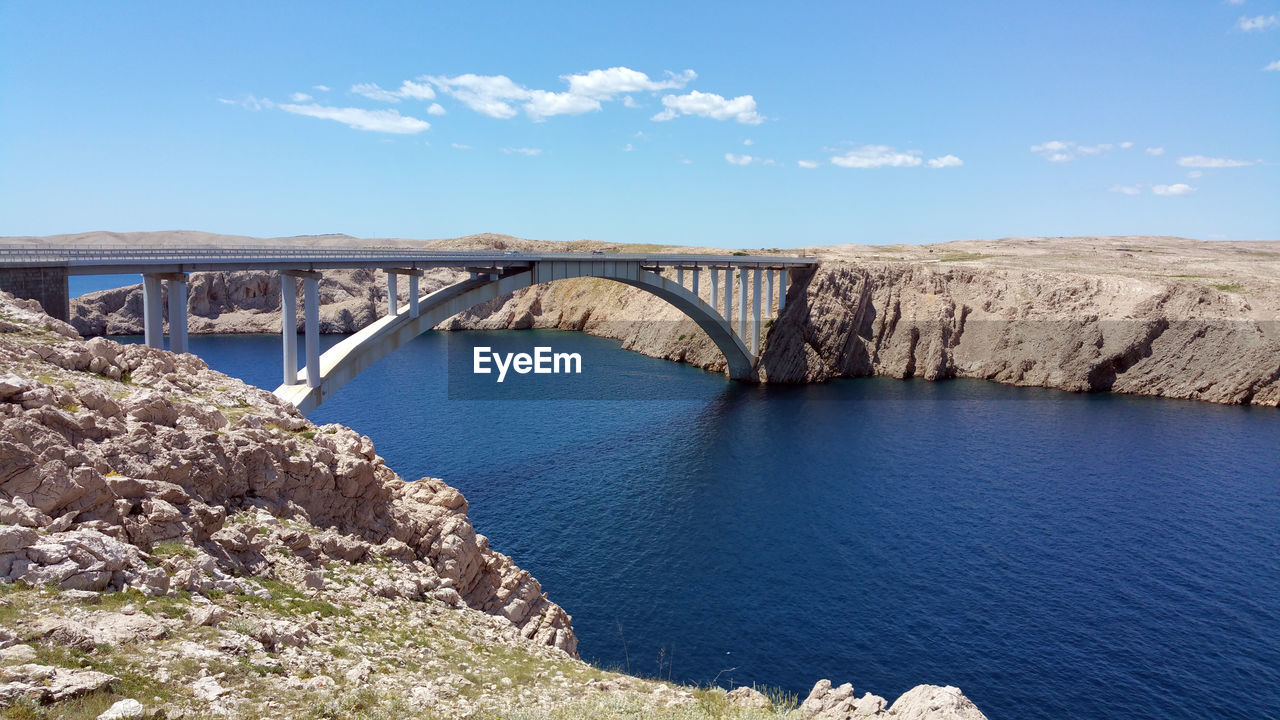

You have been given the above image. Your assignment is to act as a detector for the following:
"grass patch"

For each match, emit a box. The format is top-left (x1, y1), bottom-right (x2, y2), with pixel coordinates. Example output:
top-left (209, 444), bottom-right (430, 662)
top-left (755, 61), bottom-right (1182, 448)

top-left (236, 577), bottom-right (350, 618)
top-left (151, 540), bottom-right (196, 559)
top-left (1213, 283), bottom-right (1245, 293)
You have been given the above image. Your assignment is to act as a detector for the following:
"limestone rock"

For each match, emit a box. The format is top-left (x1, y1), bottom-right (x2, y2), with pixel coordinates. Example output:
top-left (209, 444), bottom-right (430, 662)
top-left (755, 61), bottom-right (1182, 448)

top-left (0, 663), bottom-right (118, 704)
top-left (97, 698), bottom-right (145, 719)
top-left (801, 680), bottom-right (984, 720)
top-left (726, 686), bottom-right (773, 709)
top-left (888, 685), bottom-right (987, 720)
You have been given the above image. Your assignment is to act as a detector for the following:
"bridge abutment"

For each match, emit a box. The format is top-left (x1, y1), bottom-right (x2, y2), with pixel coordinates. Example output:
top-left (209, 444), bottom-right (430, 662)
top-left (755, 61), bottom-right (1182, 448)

top-left (0, 267), bottom-right (69, 322)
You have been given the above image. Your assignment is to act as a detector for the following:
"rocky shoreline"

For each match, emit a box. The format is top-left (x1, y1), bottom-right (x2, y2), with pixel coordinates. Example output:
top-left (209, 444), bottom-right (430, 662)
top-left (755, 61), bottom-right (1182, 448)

top-left (62, 232), bottom-right (1280, 406)
top-left (0, 289), bottom-right (986, 717)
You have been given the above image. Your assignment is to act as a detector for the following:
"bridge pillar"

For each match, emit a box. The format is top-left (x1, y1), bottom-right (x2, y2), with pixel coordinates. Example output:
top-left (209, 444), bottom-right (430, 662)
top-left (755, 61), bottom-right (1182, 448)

top-left (281, 274), bottom-right (299, 386)
top-left (167, 274), bottom-right (188, 354)
top-left (409, 273), bottom-right (419, 319)
top-left (779, 269), bottom-right (788, 311)
top-left (752, 268), bottom-right (762, 355)
top-left (738, 268), bottom-right (747, 339)
top-left (386, 272), bottom-right (398, 316)
top-left (676, 267), bottom-right (684, 287)
top-left (765, 268), bottom-right (774, 317)
top-left (303, 275), bottom-right (321, 388)
top-left (691, 267), bottom-right (699, 298)
top-left (722, 268), bottom-right (732, 323)
top-left (142, 275), bottom-right (163, 349)
top-left (709, 268), bottom-right (719, 318)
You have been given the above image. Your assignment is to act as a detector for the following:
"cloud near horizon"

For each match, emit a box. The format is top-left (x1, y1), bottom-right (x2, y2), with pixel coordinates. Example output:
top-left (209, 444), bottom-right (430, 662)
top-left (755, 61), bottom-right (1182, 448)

top-left (1176, 155), bottom-right (1258, 168)
top-left (1031, 140), bottom-right (1133, 162)
top-left (425, 67), bottom-right (703, 122)
top-left (1152, 183), bottom-right (1195, 196)
top-left (824, 145), bottom-right (960, 169)
top-left (277, 103), bottom-right (431, 134)
top-left (1237, 13), bottom-right (1279, 31)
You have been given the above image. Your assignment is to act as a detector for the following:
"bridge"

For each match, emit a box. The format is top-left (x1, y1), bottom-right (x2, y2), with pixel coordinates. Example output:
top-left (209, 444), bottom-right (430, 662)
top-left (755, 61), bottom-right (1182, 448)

top-left (0, 246), bottom-right (818, 413)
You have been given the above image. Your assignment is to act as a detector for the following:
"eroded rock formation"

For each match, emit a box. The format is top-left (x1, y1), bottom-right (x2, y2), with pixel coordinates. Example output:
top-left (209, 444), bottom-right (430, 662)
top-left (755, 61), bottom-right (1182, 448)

top-left (0, 291), bottom-right (576, 654)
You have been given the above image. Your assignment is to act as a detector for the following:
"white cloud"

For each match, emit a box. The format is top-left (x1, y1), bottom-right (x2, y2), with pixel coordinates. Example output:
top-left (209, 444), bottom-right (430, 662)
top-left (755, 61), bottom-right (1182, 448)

top-left (290, 92), bottom-right (313, 103)
top-left (743, 138), bottom-right (754, 146)
top-left (652, 91), bottom-right (764, 124)
top-left (451, 143), bottom-right (472, 150)
top-left (1153, 183), bottom-right (1195, 195)
top-left (1177, 155), bottom-right (1258, 168)
top-left (427, 67), bottom-right (703, 121)
top-left (622, 95), bottom-right (639, 108)
top-left (797, 160), bottom-right (820, 169)
top-left (725, 153), bottom-right (754, 165)
top-left (1146, 147), bottom-right (1165, 156)
top-left (1187, 170), bottom-right (1204, 178)
top-left (427, 74), bottom-right (528, 118)
top-left (1227, 0), bottom-right (1245, 5)
top-left (351, 83), bottom-right (403, 103)
top-left (622, 144), bottom-right (634, 152)
top-left (1264, 60), bottom-right (1280, 71)
top-left (312, 85), bottom-right (330, 92)
top-left (1238, 13), bottom-right (1279, 31)
top-left (398, 81), bottom-right (435, 100)
top-left (1031, 140), bottom-right (1130, 162)
top-left (352, 80), bottom-right (437, 103)
top-left (277, 103), bottom-right (430, 134)
top-left (563, 67), bottom-right (695, 100)
top-left (831, 145), bottom-right (923, 168)
top-left (1109, 184), bottom-right (1142, 195)
top-left (218, 95), bottom-right (273, 111)
top-left (523, 90), bottom-right (602, 121)
top-left (927, 154), bottom-right (963, 169)
top-left (502, 147), bottom-right (542, 156)
top-left (427, 103), bottom-right (446, 116)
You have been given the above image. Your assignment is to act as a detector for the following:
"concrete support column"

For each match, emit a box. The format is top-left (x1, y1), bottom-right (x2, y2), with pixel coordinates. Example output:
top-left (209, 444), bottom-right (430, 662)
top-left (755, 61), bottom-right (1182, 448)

top-left (723, 268), bottom-right (733, 323)
top-left (691, 267), bottom-right (700, 298)
top-left (738, 268), bottom-right (748, 339)
top-left (281, 274), bottom-right (299, 386)
top-left (765, 269), bottom-right (775, 317)
top-left (167, 275), bottom-right (188, 354)
top-left (303, 275), bottom-right (321, 389)
top-left (386, 271), bottom-right (398, 316)
top-left (779, 269), bottom-right (788, 311)
top-left (677, 267), bottom-right (684, 288)
top-left (409, 273), bottom-right (420, 319)
top-left (142, 275), bottom-right (163, 349)
top-left (709, 269), bottom-right (719, 319)
top-left (752, 269), bottom-right (762, 354)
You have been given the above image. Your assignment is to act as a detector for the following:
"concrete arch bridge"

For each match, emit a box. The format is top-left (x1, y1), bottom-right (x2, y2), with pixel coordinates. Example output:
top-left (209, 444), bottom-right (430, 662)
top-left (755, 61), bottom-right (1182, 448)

top-left (0, 248), bottom-right (817, 413)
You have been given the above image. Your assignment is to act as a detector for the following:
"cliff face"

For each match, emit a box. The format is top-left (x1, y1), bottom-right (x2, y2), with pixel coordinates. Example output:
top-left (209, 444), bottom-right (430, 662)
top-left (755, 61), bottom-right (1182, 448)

top-left (65, 234), bottom-right (1280, 406)
top-left (1, 291), bottom-right (576, 655)
top-left (444, 260), bottom-right (1280, 406)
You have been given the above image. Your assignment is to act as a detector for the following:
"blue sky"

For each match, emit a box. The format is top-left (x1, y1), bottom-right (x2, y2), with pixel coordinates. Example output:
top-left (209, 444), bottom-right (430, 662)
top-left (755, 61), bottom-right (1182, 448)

top-left (1, 1), bottom-right (1277, 247)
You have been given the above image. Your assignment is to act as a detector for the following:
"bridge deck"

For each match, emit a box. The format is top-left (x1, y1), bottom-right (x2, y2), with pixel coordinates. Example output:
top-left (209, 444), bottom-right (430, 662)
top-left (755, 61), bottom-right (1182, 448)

top-left (0, 246), bottom-right (817, 275)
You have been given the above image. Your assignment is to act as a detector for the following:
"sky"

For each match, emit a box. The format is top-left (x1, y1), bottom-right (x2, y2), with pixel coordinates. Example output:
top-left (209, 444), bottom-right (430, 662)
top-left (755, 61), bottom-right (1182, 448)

top-left (1, 1), bottom-right (1277, 248)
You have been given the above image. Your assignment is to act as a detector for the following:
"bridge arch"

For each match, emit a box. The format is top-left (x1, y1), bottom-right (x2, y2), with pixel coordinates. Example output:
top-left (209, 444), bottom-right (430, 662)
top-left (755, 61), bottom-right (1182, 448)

top-left (275, 261), bottom-right (755, 413)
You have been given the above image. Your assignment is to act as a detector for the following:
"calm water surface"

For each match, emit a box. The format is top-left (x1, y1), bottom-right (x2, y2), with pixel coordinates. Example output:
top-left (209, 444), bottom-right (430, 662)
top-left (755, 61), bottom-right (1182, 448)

top-left (127, 330), bottom-right (1280, 720)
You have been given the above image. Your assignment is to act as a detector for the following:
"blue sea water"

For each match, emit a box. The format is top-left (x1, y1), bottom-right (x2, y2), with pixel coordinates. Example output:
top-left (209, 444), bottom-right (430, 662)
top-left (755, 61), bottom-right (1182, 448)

top-left (121, 330), bottom-right (1280, 719)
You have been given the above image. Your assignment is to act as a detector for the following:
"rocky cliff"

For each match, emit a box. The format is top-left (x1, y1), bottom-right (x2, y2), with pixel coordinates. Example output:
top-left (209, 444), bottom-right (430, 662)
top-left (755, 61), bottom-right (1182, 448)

top-left (0, 290), bottom-right (986, 718)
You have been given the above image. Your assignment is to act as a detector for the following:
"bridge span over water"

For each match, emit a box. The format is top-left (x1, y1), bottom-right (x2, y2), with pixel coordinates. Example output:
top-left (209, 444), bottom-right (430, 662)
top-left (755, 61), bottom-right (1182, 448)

top-left (0, 247), bottom-right (818, 412)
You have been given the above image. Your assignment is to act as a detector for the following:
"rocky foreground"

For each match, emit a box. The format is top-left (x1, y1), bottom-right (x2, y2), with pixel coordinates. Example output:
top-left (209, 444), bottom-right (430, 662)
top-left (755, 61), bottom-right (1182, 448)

top-left (0, 289), bottom-right (985, 718)
top-left (58, 231), bottom-right (1280, 406)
